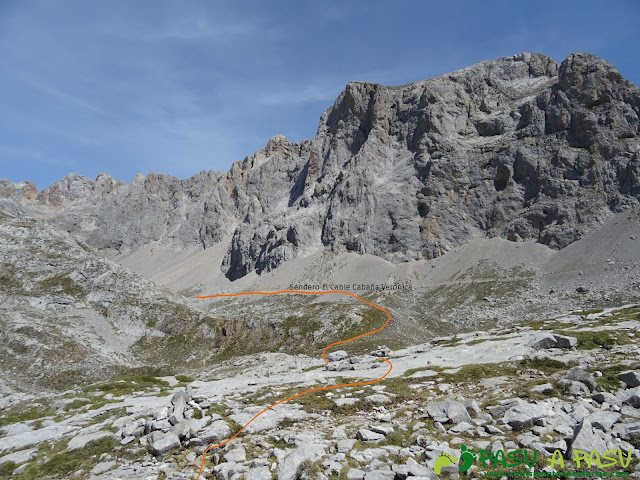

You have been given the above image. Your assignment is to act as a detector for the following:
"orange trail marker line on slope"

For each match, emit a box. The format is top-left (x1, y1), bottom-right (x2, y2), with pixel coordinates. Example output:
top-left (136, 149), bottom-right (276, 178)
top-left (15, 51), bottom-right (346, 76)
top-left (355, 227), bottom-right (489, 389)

top-left (192, 290), bottom-right (393, 480)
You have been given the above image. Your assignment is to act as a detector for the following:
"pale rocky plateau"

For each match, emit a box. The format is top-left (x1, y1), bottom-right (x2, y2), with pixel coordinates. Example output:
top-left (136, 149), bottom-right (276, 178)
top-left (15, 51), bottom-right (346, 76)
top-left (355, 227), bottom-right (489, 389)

top-left (0, 51), bottom-right (640, 479)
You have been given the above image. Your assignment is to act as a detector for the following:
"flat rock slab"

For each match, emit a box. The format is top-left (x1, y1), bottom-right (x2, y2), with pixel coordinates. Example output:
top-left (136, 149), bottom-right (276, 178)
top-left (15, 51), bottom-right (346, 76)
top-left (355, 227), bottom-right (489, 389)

top-left (198, 419), bottom-right (232, 444)
top-left (334, 397), bottom-right (358, 407)
top-left (91, 460), bottom-right (116, 474)
top-left (0, 423), bottom-right (78, 451)
top-left (277, 443), bottom-right (325, 480)
top-left (230, 403), bottom-right (309, 433)
top-left (502, 403), bottom-right (556, 431)
top-left (67, 431), bottom-right (114, 450)
top-left (356, 429), bottom-right (385, 442)
top-left (365, 394), bottom-right (392, 405)
top-left (0, 448), bottom-right (37, 464)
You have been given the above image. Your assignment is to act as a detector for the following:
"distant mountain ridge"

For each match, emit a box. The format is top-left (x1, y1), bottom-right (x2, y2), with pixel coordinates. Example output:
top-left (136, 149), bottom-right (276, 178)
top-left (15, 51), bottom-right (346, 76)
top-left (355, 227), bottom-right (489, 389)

top-left (2, 52), bottom-right (639, 281)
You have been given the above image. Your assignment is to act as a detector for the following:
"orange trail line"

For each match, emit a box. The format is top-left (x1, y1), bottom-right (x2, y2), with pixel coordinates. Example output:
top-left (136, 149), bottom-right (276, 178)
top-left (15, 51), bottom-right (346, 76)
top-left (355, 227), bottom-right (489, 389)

top-left (192, 290), bottom-right (393, 480)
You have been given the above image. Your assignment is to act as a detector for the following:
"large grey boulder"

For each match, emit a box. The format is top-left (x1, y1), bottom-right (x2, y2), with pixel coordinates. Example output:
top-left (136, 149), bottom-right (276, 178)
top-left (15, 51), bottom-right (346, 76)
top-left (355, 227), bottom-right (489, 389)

top-left (356, 429), bottom-right (385, 442)
top-left (528, 334), bottom-right (558, 350)
top-left (150, 431), bottom-right (181, 456)
top-left (364, 471), bottom-right (395, 480)
top-left (198, 419), bottom-right (232, 444)
top-left (565, 367), bottom-right (597, 392)
top-left (619, 371), bottom-right (640, 388)
top-left (586, 410), bottom-right (621, 431)
top-left (552, 334), bottom-right (578, 348)
top-left (502, 403), bottom-right (556, 431)
top-left (327, 350), bottom-right (348, 362)
top-left (612, 422), bottom-right (640, 441)
top-left (569, 419), bottom-right (608, 458)
top-left (426, 399), bottom-right (472, 424)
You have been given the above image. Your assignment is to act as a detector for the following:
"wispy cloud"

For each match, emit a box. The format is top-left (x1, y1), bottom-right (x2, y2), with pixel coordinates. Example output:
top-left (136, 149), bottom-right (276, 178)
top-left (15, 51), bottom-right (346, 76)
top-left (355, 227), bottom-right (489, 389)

top-left (257, 84), bottom-right (344, 106)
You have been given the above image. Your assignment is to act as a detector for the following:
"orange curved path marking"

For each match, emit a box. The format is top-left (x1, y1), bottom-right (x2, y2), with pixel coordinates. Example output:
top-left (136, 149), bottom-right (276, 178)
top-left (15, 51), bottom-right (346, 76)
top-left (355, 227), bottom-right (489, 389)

top-left (192, 290), bottom-right (393, 480)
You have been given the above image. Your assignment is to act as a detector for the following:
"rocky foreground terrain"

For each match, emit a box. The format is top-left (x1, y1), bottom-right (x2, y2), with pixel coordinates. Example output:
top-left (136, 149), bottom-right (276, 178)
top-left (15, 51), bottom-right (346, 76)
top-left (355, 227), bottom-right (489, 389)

top-left (1, 305), bottom-right (639, 479)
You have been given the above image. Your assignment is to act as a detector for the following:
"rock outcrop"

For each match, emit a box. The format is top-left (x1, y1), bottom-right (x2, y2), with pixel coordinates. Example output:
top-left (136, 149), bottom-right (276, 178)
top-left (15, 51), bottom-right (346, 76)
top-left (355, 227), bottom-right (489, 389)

top-left (2, 53), bottom-right (639, 281)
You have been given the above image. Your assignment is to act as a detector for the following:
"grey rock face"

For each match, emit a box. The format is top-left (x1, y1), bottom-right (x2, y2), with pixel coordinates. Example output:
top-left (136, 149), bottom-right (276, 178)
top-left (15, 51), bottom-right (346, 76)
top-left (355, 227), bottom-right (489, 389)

top-left (3, 52), bottom-right (639, 280)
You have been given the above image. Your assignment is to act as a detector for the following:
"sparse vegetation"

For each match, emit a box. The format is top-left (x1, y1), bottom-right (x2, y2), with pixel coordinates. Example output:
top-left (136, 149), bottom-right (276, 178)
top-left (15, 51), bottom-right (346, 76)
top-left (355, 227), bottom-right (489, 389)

top-left (14, 436), bottom-right (120, 480)
top-left (557, 329), bottom-right (631, 350)
top-left (0, 404), bottom-right (57, 428)
top-left (296, 459), bottom-right (322, 479)
top-left (570, 308), bottom-right (604, 316)
top-left (38, 274), bottom-right (84, 297)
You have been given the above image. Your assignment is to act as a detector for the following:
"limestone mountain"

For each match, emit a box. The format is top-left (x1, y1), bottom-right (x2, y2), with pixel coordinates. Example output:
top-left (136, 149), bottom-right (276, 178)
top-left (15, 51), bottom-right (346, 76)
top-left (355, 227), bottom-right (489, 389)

top-left (1, 52), bottom-right (638, 282)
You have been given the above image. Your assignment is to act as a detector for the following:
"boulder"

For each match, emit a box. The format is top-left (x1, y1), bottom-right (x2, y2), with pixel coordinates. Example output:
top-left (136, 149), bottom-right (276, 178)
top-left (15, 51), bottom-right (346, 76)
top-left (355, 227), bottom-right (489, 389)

top-left (368, 424), bottom-right (394, 436)
top-left (199, 419), bottom-right (232, 444)
top-left (426, 399), bottom-right (471, 424)
top-left (619, 371), bottom-right (640, 388)
top-left (564, 367), bottom-right (597, 392)
top-left (586, 410), bottom-right (621, 431)
top-left (463, 399), bottom-right (482, 416)
top-left (569, 419), bottom-right (608, 457)
top-left (150, 431), bottom-right (180, 456)
top-left (277, 442), bottom-right (325, 480)
top-left (327, 350), bottom-right (348, 362)
top-left (502, 403), bottom-right (556, 431)
top-left (364, 471), bottom-right (395, 480)
top-left (347, 468), bottom-right (366, 480)
top-left (356, 429), bottom-right (385, 442)
top-left (337, 439), bottom-right (357, 453)
top-left (553, 334), bottom-right (578, 348)
top-left (365, 394), bottom-right (392, 405)
top-left (529, 334), bottom-right (559, 350)
top-left (531, 383), bottom-right (554, 394)
top-left (224, 445), bottom-right (247, 463)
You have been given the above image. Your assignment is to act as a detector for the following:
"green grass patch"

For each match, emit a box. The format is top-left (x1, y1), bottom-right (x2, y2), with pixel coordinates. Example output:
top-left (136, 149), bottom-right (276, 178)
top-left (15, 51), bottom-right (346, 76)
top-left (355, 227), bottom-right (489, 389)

top-left (38, 274), bottom-right (84, 297)
top-left (379, 430), bottom-right (407, 447)
top-left (0, 405), bottom-right (57, 428)
top-left (0, 461), bottom-right (18, 476)
top-left (15, 436), bottom-right (119, 480)
top-left (570, 309), bottom-right (604, 316)
top-left (519, 357), bottom-right (572, 374)
top-left (403, 365), bottom-right (443, 377)
top-left (84, 375), bottom-right (169, 396)
top-left (303, 365), bottom-right (324, 372)
top-left (556, 330), bottom-right (631, 350)
top-left (175, 374), bottom-right (194, 383)
top-left (590, 362), bottom-right (640, 392)
top-left (439, 363), bottom-right (518, 383)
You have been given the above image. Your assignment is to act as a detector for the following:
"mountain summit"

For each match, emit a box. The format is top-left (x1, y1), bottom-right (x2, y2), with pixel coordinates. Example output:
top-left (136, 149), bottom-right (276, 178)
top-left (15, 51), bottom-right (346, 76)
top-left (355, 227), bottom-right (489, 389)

top-left (2, 53), bottom-right (639, 281)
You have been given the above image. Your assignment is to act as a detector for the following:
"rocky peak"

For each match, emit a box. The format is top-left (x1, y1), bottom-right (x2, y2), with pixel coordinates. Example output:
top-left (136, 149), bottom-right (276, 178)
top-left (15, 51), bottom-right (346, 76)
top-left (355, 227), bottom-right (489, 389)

top-left (3, 52), bottom-right (639, 280)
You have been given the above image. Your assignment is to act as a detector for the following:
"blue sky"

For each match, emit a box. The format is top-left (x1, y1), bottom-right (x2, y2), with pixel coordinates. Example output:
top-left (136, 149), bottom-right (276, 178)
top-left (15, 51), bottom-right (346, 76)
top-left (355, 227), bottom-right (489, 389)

top-left (1, 1), bottom-right (639, 190)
